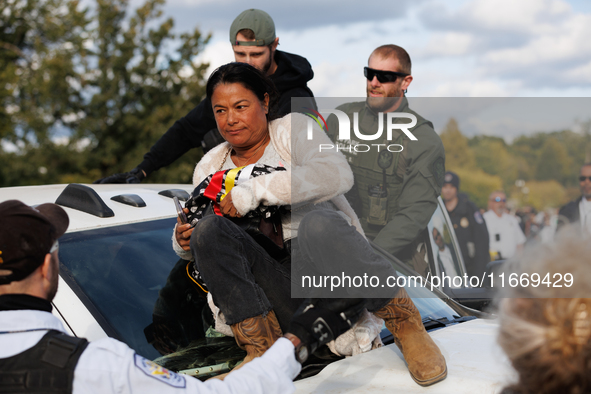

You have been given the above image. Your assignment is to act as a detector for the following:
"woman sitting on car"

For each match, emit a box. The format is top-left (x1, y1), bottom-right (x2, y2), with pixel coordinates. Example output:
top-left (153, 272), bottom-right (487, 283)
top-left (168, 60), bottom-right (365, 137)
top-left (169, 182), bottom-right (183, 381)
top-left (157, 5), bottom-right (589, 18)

top-left (172, 62), bottom-right (447, 386)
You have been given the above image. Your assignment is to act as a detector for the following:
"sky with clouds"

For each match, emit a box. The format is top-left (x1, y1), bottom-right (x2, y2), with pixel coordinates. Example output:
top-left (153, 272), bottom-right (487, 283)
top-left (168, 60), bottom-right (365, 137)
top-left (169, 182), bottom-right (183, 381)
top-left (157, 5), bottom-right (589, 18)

top-left (132, 0), bottom-right (591, 138)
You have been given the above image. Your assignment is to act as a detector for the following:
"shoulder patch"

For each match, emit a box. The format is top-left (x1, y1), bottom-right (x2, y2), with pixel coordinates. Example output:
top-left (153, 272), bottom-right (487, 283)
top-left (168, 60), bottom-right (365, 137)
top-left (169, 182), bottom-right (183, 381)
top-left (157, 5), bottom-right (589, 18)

top-left (378, 150), bottom-right (394, 169)
top-left (134, 354), bottom-right (186, 388)
top-left (431, 157), bottom-right (445, 188)
top-left (474, 211), bottom-right (484, 224)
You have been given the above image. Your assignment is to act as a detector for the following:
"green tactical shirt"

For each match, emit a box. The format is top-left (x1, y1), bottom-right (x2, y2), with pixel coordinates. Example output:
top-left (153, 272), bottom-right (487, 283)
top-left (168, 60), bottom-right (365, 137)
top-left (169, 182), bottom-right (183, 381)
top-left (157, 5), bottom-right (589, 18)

top-left (326, 97), bottom-right (445, 256)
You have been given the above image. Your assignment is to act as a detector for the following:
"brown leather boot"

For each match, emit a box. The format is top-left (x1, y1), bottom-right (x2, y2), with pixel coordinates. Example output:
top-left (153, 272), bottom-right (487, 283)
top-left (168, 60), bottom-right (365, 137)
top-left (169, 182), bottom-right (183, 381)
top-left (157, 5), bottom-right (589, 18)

top-left (212, 310), bottom-right (283, 380)
top-left (373, 288), bottom-right (447, 386)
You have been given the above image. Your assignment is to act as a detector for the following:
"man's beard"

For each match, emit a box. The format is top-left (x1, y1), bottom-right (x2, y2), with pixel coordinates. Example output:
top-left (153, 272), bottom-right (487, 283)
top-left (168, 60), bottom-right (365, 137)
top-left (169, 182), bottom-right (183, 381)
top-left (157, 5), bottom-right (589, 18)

top-left (366, 86), bottom-right (403, 112)
top-left (261, 49), bottom-right (274, 75)
top-left (47, 254), bottom-right (59, 302)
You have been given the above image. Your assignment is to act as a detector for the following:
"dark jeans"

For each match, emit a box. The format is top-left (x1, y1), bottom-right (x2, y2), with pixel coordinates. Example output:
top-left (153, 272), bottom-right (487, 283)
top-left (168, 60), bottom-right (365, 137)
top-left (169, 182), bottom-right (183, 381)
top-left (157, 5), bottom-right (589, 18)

top-left (192, 210), bottom-right (400, 332)
top-left (293, 210), bottom-right (398, 312)
top-left (191, 215), bottom-right (302, 332)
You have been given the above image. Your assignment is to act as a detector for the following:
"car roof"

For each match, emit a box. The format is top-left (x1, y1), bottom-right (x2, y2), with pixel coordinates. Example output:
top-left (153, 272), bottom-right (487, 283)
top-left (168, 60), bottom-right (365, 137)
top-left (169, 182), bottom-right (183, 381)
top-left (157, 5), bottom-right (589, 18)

top-left (0, 183), bottom-right (193, 232)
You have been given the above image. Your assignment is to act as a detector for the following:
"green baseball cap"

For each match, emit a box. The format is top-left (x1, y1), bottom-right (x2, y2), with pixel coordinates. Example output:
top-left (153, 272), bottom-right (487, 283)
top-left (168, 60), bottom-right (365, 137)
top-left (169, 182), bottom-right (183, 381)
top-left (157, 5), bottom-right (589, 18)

top-left (229, 9), bottom-right (276, 47)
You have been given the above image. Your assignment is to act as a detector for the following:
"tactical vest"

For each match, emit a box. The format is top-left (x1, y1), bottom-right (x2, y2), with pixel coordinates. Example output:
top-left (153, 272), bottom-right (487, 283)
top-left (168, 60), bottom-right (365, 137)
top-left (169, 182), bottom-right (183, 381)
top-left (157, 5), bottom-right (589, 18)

top-left (0, 330), bottom-right (88, 393)
top-left (328, 101), bottom-right (434, 238)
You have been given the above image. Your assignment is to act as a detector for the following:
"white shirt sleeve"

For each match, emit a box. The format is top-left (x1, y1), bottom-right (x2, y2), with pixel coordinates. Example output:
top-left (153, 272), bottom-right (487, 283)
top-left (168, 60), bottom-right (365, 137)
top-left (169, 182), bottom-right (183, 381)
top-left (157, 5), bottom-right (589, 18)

top-left (73, 337), bottom-right (301, 394)
top-left (512, 216), bottom-right (527, 246)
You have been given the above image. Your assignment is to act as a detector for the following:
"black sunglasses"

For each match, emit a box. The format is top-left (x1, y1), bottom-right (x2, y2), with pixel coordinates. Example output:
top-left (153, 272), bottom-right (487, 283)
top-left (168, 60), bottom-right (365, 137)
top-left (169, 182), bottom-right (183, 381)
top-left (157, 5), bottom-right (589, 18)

top-left (364, 67), bottom-right (409, 83)
top-left (580, 176), bottom-right (591, 182)
top-left (490, 197), bottom-right (506, 203)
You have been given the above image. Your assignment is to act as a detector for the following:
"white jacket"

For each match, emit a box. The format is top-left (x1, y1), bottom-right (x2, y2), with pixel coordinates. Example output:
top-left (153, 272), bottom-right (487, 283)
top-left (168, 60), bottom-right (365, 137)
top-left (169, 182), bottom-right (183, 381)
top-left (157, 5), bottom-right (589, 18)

top-left (173, 113), bottom-right (362, 259)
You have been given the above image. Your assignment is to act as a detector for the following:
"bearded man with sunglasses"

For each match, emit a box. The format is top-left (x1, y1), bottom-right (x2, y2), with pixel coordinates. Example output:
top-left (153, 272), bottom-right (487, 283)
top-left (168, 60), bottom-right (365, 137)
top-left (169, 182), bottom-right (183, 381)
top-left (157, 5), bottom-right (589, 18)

top-left (324, 45), bottom-right (448, 387)
top-left (558, 163), bottom-right (591, 234)
top-left (326, 45), bottom-right (446, 257)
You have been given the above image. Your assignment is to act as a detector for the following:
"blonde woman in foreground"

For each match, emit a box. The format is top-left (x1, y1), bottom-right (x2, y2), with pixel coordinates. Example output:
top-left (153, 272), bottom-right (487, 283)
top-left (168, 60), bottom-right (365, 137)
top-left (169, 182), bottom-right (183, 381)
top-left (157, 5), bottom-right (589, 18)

top-left (497, 227), bottom-right (591, 394)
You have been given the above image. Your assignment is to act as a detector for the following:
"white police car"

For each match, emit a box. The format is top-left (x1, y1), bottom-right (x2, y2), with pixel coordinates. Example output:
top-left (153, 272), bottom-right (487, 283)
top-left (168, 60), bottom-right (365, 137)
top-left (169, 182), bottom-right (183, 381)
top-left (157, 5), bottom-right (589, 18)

top-left (0, 183), bottom-right (513, 392)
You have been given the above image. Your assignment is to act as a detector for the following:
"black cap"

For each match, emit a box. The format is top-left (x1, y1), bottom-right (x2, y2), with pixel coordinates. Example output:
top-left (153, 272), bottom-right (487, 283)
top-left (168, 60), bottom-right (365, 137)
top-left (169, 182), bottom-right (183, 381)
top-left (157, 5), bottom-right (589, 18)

top-left (443, 171), bottom-right (460, 190)
top-left (0, 200), bottom-right (69, 285)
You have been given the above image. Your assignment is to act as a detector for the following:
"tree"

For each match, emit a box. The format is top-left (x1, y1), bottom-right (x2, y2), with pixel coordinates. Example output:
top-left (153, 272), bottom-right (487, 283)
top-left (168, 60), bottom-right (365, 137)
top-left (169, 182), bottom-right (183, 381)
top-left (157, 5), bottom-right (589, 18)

top-left (0, 0), bottom-right (88, 147)
top-left (1, 0), bottom-right (210, 186)
top-left (79, 0), bottom-right (210, 183)
top-left (470, 136), bottom-right (523, 191)
top-left (534, 138), bottom-right (572, 185)
top-left (439, 118), bottom-right (476, 170)
top-left (453, 168), bottom-right (503, 209)
top-left (511, 180), bottom-right (567, 210)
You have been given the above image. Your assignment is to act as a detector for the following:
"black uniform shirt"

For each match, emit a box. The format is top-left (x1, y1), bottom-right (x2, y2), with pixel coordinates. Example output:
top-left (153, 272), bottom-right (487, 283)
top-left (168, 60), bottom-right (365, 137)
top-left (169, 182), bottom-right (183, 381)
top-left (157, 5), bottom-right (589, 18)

top-left (446, 193), bottom-right (490, 277)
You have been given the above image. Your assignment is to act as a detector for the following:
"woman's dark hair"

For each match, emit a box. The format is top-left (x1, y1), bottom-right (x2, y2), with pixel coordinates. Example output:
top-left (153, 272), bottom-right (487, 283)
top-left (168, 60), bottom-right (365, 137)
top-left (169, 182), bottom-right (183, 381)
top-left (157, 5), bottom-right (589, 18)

top-left (206, 62), bottom-right (280, 121)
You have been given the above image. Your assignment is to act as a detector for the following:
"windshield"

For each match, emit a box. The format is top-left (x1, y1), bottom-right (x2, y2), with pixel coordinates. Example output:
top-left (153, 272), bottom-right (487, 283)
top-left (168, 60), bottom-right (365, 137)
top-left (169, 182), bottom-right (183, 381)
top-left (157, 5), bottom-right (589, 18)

top-left (59, 218), bottom-right (179, 360)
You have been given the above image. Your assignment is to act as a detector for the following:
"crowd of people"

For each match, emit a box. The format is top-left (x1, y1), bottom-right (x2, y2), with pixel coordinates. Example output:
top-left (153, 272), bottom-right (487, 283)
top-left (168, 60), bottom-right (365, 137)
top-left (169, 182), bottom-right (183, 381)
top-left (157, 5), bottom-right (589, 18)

top-left (440, 166), bottom-right (591, 392)
top-left (3, 6), bottom-right (591, 394)
top-left (441, 163), bottom-right (591, 277)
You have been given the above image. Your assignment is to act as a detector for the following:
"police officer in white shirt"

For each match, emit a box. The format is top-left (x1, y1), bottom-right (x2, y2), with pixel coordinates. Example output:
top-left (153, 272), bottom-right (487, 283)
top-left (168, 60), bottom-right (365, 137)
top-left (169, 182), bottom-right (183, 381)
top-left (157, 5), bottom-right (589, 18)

top-left (558, 163), bottom-right (591, 235)
top-left (483, 191), bottom-right (526, 260)
top-left (0, 200), bottom-right (363, 394)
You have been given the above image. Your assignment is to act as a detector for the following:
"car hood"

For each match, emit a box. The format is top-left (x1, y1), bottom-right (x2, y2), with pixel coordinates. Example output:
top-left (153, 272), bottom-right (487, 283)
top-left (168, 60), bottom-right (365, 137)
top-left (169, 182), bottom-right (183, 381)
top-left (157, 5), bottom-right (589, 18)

top-left (294, 319), bottom-right (515, 393)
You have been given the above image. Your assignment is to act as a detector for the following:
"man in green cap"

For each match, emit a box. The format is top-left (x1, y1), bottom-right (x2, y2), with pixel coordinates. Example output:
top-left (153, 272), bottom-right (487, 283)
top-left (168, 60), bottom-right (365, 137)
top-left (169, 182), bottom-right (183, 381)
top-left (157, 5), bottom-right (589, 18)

top-left (327, 44), bottom-right (446, 259)
top-left (96, 9), bottom-right (316, 183)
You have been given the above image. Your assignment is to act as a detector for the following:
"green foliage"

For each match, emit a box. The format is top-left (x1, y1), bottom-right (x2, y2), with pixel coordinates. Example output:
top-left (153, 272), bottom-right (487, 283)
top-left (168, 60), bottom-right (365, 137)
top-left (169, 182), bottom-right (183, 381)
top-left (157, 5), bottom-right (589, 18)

top-left (0, 0), bottom-right (88, 145)
top-left (470, 136), bottom-right (526, 191)
top-left (534, 138), bottom-right (572, 185)
top-left (439, 121), bottom-right (589, 210)
top-left (0, 144), bottom-right (94, 186)
top-left (452, 168), bottom-right (503, 209)
top-left (440, 118), bottom-right (476, 169)
top-left (511, 180), bottom-right (566, 210)
top-left (1, 0), bottom-right (209, 186)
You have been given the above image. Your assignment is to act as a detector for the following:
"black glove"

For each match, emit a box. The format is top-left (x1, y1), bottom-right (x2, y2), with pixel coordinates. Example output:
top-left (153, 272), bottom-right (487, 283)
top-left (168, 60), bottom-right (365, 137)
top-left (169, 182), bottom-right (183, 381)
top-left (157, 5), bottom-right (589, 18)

top-left (288, 298), bottom-right (365, 363)
top-left (94, 167), bottom-right (146, 184)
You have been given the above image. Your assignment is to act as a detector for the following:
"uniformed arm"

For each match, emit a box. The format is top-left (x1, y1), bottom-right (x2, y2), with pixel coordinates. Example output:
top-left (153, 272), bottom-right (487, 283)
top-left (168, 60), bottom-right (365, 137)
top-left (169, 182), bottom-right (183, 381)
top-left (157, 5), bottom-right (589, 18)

top-left (199, 338), bottom-right (301, 394)
top-left (373, 124), bottom-right (445, 256)
top-left (467, 201), bottom-right (490, 277)
top-left (137, 98), bottom-right (217, 177)
top-left (73, 337), bottom-right (300, 394)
